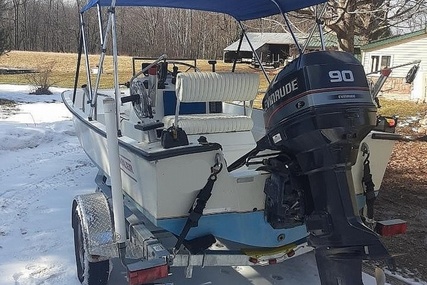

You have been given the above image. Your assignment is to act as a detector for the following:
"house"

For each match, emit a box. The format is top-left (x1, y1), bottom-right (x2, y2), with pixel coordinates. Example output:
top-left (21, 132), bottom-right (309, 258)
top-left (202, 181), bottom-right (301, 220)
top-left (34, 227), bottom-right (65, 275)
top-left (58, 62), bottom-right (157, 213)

top-left (360, 27), bottom-right (427, 101)
top-left (223, 32), bottom-right (305, 66)
top-left (223, 31), bottom-right (361, 66)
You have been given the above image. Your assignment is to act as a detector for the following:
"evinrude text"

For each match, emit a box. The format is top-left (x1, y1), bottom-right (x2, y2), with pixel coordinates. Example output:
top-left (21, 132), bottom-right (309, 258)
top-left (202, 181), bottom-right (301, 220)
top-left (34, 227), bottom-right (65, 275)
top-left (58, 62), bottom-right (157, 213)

top-left (264, 78), bottom-right (298, 110)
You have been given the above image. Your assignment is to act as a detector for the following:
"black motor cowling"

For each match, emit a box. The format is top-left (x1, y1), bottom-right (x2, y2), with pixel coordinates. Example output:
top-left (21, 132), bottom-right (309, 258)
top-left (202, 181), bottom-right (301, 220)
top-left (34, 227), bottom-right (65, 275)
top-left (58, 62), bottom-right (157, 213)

top-left (258, 51), bottom-right (391, 284)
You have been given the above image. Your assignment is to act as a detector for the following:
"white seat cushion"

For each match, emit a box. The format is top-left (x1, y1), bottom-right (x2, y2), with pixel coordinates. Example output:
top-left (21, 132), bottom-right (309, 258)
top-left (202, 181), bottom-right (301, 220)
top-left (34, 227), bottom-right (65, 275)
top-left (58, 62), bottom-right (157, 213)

top-left (176, 72), bottom-right (259, 102)
top-left (167, 72), bottom-right (259, 135)
top-left (163, 114), bottom-right (253, 135)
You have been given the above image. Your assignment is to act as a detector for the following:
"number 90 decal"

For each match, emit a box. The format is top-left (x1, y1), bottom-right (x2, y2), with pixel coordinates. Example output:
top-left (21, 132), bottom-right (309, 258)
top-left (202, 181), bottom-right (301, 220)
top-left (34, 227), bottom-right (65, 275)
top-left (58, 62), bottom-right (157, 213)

top-left (329, 70), bottom-right (354, 82)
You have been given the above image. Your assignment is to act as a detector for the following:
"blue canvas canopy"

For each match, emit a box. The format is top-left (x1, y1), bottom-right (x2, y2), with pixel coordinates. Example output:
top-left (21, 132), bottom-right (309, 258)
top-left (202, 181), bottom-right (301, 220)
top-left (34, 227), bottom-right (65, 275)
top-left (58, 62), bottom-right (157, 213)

top-left (81, 0), bottom-right (326, 21)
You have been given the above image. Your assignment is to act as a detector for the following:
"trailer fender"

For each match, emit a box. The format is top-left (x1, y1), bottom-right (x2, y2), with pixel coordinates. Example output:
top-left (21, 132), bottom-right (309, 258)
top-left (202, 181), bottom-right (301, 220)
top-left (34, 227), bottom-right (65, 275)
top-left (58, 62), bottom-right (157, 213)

top-left (72, 192), bottom-right (117, 261)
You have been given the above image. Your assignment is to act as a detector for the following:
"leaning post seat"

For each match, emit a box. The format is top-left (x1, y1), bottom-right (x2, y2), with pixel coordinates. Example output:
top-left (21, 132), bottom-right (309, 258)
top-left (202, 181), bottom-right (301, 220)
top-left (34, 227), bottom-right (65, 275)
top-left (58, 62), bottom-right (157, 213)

top-left (162, 72), bottom-right (260, 135)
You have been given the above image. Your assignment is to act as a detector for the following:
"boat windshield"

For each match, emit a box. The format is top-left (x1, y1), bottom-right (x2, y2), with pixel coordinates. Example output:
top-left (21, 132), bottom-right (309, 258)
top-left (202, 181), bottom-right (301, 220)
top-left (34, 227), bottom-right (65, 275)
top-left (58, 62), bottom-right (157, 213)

top-left (81, 0), bottom-right (327, 20)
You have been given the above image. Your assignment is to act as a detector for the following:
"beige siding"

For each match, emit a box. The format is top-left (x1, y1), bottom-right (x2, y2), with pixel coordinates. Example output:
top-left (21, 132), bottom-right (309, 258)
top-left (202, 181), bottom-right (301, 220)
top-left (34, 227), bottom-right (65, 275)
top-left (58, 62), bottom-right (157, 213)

top-left (361, 35), bottom-right (427, 78)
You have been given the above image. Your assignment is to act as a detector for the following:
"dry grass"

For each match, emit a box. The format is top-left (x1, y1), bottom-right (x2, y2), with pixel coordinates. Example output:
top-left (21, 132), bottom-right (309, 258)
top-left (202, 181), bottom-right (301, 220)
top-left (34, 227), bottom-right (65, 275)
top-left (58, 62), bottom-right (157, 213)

top-left (377, 98), bottom-right (427, 119)
top-left (0, 50), bottom-right (272, 92)
top-left (0, 50), bottom-right (274, 108)
top-left (2, 51), bottom-right (427, 115)
top-left (0, 50), bottom-right (135, 88)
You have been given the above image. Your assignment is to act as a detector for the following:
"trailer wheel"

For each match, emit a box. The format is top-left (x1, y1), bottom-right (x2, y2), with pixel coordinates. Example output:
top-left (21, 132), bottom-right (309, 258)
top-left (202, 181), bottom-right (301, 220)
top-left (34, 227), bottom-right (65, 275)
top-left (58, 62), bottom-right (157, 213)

top-left (73, 209), bottom-right (110, 285)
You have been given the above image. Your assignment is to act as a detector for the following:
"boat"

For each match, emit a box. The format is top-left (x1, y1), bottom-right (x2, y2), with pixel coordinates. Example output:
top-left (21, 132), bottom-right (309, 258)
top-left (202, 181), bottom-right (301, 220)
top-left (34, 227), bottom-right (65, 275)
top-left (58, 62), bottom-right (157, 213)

top-left (62, 0), bottom-right (412, 284)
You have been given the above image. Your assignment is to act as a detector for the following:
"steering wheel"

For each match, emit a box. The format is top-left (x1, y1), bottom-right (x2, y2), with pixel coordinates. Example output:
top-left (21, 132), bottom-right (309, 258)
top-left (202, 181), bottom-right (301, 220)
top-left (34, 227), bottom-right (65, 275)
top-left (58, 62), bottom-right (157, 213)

top-left (167, 61), bottom-right (200, 73)
top-left (130, 81), bottom-right (153, 120)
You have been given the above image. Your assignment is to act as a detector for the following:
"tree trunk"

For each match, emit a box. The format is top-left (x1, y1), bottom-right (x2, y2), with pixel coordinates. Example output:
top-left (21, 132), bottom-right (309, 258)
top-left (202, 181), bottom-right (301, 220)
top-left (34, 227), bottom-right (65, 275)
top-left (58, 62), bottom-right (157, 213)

top-left (329, 0), bottom-right (356, 54)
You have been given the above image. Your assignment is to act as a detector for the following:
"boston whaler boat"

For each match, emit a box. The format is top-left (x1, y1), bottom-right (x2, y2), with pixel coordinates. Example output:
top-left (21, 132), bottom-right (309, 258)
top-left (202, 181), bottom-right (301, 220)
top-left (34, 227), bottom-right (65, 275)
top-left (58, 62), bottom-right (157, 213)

top-left (62, 0), bottom-right (413, 284)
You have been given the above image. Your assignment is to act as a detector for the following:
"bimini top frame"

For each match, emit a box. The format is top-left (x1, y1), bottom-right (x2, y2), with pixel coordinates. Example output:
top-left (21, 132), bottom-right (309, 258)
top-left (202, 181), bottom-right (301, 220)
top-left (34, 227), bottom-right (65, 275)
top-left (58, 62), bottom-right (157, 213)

top-left (75, 0), bottom-right (327, 125)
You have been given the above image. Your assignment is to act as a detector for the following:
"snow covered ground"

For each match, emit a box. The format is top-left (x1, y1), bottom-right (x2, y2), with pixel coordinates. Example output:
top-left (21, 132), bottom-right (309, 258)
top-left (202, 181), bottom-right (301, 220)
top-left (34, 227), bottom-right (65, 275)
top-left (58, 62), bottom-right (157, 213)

top-left (0, 84), bottom-right (424, 285)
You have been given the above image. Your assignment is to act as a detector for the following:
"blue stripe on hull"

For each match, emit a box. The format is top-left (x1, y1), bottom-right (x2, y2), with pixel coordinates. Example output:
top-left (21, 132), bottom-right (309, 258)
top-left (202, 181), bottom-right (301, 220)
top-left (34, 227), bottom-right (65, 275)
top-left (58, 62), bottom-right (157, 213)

top-left (157, 211), bottom-right (308, 247)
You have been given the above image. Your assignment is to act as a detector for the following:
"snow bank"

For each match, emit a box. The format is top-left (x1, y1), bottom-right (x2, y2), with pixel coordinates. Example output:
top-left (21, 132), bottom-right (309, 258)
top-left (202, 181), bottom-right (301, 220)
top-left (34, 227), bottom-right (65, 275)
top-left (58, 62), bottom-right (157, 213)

top-left (0, 85), bottom-right (95, 285)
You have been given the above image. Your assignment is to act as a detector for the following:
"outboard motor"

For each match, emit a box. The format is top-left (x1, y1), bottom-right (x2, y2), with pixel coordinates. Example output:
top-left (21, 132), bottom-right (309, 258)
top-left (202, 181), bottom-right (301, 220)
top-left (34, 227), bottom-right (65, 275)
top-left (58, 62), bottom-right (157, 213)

top-left (257, 51), bottom-right (391, 284)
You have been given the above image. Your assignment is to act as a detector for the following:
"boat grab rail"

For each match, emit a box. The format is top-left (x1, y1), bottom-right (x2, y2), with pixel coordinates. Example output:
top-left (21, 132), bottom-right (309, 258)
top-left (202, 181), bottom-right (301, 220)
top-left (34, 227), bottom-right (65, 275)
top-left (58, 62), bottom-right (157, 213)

top-left (128, 54), bottom-right (167, 87)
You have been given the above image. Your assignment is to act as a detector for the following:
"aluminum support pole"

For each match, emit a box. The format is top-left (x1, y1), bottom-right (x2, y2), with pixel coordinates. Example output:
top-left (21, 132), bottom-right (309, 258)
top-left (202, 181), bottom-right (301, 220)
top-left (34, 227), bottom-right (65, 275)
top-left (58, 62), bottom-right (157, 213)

top-left (238, 22), bottom-right (270, 85)
top-left (97, 4), bottom-right (104, 47)
top-left (301, 3), bottom-right (327, 53)
top-left (103, 97), bottom-right (127, 250)
top-left (231, 31), bottom-right (245, 73)
top-left (90, 4), bottom-right (115, 120)
top-left (79, 13), bottom-right (94, 116)
top-left (269, 0), bottom-right (302, 54)
top-left (110, 5), bottom-right (122, 133)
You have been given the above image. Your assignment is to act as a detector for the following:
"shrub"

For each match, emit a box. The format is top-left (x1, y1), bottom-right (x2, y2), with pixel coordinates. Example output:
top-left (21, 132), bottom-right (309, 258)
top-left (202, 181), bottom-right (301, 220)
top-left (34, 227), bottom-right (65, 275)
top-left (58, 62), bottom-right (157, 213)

top-left (25, 61), bottom-right (57, 95)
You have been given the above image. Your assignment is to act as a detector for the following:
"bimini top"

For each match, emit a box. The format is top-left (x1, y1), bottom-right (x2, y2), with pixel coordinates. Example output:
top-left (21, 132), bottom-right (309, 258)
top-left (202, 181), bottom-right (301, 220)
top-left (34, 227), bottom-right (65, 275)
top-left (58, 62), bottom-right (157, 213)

top-left (81, 0), bottom-right (326, 21)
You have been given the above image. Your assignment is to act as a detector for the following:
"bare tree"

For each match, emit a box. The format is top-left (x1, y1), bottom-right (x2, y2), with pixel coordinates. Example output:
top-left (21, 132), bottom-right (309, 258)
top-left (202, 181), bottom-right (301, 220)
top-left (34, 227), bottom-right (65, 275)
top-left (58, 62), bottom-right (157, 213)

top-left (4, 0), bottom-right (425, 59)
top-left (0, 0), bottom-right (10, 55)
top-left (11, 0), bottom-right (21, 49)
top-left (293, 0), bottom-right (427, 53)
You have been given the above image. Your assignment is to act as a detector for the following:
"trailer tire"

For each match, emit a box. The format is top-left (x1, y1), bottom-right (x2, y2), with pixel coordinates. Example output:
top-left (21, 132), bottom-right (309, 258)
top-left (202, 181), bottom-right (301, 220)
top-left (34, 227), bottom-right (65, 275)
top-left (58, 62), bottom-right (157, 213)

top-left (73, 209), bottom-right (110, 285)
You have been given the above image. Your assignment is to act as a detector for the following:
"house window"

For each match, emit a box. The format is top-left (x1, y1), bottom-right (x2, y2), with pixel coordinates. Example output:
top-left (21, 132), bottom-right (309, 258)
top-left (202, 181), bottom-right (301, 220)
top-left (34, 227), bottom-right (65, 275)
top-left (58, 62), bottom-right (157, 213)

top-left (370, 55), bottom-right (392, 72)
top-left (381, 56), bottom-right (391, 68)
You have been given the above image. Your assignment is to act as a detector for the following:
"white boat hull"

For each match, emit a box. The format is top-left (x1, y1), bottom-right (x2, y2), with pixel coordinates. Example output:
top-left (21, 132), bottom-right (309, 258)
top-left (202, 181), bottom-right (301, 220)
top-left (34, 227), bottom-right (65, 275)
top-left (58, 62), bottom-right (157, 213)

top-left (63, 90), bottom-right (309, 247)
